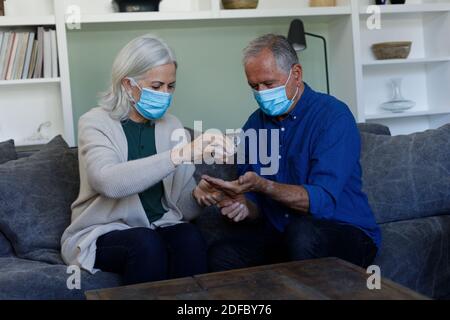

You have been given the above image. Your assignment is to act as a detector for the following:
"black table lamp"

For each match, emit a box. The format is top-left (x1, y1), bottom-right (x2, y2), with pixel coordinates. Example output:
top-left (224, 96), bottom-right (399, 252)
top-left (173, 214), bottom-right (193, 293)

top-left (288, 19), bottom-right (330, 94)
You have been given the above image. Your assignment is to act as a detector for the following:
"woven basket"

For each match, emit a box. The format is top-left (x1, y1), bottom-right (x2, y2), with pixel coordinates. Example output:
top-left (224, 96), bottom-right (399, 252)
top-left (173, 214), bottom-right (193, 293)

top-left (222, 0), bottom-right (258, 9)
top-left (310, 0), bottom-right (336, 7)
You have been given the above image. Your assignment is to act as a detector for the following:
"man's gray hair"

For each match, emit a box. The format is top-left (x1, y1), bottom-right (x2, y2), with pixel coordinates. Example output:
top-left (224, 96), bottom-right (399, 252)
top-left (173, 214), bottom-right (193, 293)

top-left (243, 34), bottom-right (299, 74)
top-left (99, 34), bottom-right (177, 121)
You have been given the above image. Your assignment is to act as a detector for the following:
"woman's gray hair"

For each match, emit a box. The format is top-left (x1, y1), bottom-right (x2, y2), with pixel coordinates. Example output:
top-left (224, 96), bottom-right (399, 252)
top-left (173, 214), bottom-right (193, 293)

top-left (99, 34), bottom-right (177, 121)
top-left (243, 34), bottom-right (299, 74)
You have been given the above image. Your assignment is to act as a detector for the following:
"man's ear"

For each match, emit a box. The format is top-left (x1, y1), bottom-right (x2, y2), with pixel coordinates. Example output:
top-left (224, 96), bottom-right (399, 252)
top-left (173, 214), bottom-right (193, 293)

top-left (292, 64), bottom-right (303, 85)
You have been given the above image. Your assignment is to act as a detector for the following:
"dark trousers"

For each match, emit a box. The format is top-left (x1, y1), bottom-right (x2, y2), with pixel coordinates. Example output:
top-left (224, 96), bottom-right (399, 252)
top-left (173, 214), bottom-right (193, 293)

top-left (94, 223), bottom-right (208, 285)
top-left (208, 215), bottom-right (378, 272)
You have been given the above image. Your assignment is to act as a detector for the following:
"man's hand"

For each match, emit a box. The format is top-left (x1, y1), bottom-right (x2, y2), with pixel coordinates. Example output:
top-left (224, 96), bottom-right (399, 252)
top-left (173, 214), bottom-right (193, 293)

top-left (202, 172), bottom-right (269, 196)
top-left (192, 179), bottom-right (224, 207)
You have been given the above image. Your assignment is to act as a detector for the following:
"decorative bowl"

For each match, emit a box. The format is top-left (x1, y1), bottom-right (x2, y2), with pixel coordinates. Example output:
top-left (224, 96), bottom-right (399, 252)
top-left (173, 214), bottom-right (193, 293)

top-left (372, 41), bottom-right (412, 60)
top-left (222, 0), bottom-right (258, 9)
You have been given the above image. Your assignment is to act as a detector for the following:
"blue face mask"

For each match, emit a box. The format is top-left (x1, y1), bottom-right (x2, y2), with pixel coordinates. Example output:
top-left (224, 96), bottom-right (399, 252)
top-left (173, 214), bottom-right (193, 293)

top-left (128, 78), bottom-right (172, 120)
top-left (253, 69), bottom-right (299, 117)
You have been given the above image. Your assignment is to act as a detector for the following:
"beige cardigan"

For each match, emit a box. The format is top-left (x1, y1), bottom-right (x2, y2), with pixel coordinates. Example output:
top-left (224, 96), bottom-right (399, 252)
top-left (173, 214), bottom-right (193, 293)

top-left (61, 107), bottom-right (201, 274)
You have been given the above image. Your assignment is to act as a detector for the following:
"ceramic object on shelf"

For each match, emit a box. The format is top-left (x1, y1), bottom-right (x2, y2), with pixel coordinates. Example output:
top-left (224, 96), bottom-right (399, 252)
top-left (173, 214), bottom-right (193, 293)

top-left (380, 78), bottom-right (415, 113)
top-left (372, 41), bottom-right (412, 60)
top-left (310, 0), bottom-right (336, 6)
top-left (113, 0), bottom-right (161, 12)
top-left (222, 0), bottom-right (258, 9)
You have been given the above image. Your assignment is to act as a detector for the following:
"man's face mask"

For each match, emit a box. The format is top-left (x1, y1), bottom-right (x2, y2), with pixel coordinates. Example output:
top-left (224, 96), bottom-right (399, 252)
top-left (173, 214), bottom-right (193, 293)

top-left (252, 69), bottom-right (299, 117)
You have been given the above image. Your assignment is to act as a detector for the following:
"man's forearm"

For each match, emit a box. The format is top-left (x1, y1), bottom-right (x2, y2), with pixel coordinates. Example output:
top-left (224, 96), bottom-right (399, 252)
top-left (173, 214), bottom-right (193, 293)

top-left (258, 179), bottom-right (310, 214)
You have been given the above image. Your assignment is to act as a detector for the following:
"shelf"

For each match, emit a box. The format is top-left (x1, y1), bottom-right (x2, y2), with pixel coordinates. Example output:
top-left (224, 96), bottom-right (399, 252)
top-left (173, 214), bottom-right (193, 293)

top-left (217, 7), bottom-right (352, 20)
top-left (76, 7), bottom-right (351, 24)
top-left (0, 15), bottom-right (56, 27)
top-left (79, 11), bottom-right (215, 24)
top-left (363, 57), bottom-right (450, 67)
top-left (365, 109), bottom-right (450, 120)
top-left (0, 78), bottom-right (61, 86)
top-left (359, 3), bottom-right (450, 15)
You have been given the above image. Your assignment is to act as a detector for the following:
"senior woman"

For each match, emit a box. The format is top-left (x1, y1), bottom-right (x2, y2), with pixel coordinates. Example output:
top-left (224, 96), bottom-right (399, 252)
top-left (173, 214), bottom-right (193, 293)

top-left (61, 34), bottom-right (230, 285)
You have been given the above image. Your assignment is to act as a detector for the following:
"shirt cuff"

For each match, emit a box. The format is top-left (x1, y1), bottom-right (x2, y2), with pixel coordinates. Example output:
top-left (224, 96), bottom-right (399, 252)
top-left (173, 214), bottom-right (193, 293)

top-left (303, 184), bottom-right (323, 218)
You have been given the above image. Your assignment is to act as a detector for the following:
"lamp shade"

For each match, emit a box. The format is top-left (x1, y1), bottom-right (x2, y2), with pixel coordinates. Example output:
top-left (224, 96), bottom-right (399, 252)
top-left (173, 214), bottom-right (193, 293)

top-left (288, 19), bottom-right (307, 51)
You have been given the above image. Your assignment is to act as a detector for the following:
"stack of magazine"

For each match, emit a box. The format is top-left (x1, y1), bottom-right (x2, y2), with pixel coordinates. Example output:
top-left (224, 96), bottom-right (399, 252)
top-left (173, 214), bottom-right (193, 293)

top-left (0, 26), bottom-right (59, 81)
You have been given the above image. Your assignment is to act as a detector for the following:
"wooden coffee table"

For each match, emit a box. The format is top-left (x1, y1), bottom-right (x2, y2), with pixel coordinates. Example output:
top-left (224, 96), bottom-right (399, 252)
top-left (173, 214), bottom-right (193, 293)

top-left (85, 258), bottom-right (428, 300)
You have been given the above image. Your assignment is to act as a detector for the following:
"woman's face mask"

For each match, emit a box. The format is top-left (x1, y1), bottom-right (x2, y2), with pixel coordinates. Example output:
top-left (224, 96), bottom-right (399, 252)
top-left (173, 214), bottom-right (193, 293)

top-left (127, 78), bottom-right (173, 120)
top-left (252, 69), bottom-right (299, 117)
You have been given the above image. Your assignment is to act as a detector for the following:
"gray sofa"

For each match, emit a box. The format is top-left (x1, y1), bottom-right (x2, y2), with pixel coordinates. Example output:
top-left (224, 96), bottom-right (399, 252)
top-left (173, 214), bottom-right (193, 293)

top-left (0, 123), bottom-right (449, 300)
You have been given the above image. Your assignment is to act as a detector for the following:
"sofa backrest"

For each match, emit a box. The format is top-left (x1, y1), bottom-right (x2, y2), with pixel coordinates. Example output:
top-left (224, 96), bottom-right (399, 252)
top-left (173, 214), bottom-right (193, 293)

top-left (361, 124), bottom-right (450, 224)
top-left (12, 124), bottom-right (449, 228)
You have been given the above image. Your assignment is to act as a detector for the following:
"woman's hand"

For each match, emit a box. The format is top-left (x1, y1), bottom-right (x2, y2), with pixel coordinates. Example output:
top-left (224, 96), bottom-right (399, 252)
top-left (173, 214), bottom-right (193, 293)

top-left (217, 193), bottom-right (254, 222)
top-left (192, 179), bottom-right (224, 207)
top-left (171, 132), bottom-right (235, 166)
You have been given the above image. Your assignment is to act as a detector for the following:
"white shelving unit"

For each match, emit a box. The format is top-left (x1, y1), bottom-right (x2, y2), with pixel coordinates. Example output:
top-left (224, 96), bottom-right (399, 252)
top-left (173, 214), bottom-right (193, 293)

top-left (0, 0), bottom-right (74, 147)
top-left (0, 0), bottom-right (449, 143)
top-left (355, 0), bottom-right (450, 134)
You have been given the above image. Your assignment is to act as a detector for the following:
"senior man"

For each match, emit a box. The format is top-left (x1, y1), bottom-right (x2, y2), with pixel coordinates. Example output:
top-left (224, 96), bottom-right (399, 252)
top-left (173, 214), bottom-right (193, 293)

top-left (200, 34), bottom-right (381, 272)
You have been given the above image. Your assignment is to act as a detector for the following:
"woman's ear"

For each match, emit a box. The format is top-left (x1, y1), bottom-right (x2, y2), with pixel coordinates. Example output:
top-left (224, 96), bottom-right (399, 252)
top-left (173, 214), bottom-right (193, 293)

top-left (121, 77), bottom-right (132, 91)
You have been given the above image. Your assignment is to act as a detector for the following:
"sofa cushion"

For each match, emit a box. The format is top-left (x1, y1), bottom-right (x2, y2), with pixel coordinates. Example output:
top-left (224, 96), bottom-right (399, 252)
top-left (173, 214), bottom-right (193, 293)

top-left (374, 215), bottom-right (450, 299)
top-left (0, 139), bottom-right (17, 164)
top-left (0, 257), bottom-right (122, 299)
top-left (0, 136), bottom-right (79, 264)
top-left (357, 123), bottom-right (391, 136)
top-left (361, 124), bottom-right (450, 224)
top-left (0, 231), bottom-right (13, 257)
top-left (0, 140), bottom-right (17, 257)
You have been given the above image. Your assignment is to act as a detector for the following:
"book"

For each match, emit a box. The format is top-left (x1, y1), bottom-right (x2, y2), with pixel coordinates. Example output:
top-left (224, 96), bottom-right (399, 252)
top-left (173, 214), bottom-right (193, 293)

top-left (5, 32), bottom-right (19, 80)
top-left (27, 40), bottom-right (38, 79)
top-left (43, 28), bottom-right (52, 78)
top-left (22, 32), bottom-right (35, 79)
top-left (50, 29), bottom-right (58, 78)
top-left (2, 32), bottom-right (15, 80)
top-left (33, 27), bottom-right (44, 78)
top-left (0, 32), bottom-right (3, 57)
top-left (15, 32), bottom-right (29, 79)
top-left (0, 32), bottom-right (10, 79)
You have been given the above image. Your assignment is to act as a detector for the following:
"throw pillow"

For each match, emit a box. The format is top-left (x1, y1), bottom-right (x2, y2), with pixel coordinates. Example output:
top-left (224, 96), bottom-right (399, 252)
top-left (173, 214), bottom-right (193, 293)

top-left (0, 139), bottom-right (17, 164)
top-left (360, 124), bottom-right (450, 224)
top-left (0, 136), bottom-right (79, 263)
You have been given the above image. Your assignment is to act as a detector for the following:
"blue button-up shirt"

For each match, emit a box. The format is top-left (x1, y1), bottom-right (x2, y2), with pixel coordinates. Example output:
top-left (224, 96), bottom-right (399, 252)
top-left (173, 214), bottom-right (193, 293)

top-left (238, 83), bottom-right (381, 248)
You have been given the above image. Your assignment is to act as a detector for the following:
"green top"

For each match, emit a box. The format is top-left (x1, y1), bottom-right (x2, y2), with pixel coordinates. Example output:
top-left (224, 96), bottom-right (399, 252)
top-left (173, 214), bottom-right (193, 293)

top-left (121, 119), bottom-right (167, 223)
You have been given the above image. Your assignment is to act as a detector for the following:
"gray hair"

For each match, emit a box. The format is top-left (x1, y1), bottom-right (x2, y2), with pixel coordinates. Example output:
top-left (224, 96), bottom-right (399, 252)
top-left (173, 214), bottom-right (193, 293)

top-left (243, 34), bottom-right (298, 74)
top-left (99, 34), bottom-right (177, 121)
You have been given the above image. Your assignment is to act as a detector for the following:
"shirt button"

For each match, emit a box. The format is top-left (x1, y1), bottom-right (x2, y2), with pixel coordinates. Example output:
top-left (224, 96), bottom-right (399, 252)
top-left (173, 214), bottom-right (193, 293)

top-left (281, 127), bottom-right (285, 132)
top-left (285, 214), bottom-right (290, 219)
top-left (293, 116), bottom-right (297, 120)
top-left (278, 155), bottom-right (282, 159)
